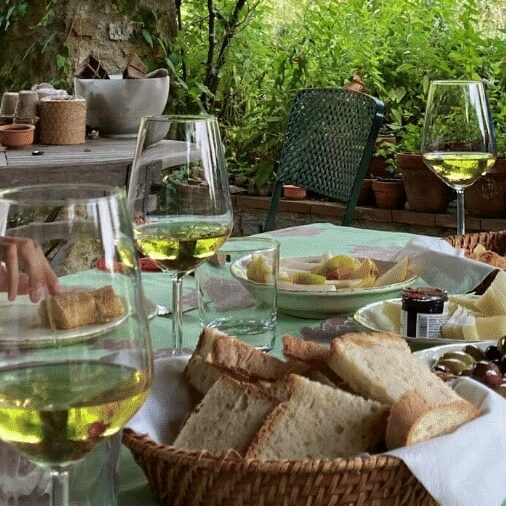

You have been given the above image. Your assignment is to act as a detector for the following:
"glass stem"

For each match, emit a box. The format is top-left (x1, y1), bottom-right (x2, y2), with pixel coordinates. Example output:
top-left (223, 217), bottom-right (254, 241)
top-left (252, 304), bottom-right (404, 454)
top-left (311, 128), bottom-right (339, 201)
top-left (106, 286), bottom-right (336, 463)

top-left (50, 467), bottom-right (69, 506)
top-left (171, 273), bottom-right (184, 355)
top-left (456, 189), bottom-right (465, 235)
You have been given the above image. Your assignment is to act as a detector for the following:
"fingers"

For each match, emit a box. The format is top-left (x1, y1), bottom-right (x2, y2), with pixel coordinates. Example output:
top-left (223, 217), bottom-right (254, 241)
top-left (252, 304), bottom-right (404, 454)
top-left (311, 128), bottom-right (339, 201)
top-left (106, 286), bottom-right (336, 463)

top-left (0, 238), bottom-right (20, 301)
top-left (0, 236), bottom-right (61, 302)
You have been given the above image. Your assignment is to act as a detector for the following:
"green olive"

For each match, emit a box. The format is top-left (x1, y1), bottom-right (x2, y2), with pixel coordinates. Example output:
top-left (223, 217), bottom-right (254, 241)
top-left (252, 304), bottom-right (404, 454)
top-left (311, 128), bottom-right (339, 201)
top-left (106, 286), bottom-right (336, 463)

top-left (495, 383), bottom-right (506, 398)
top-left (441, 351), bottom-right (476, 367)
top-left (463, 344), bottom-right (486, 361)
top-left (497, 336), bottom-right (506, 354)
top-left (435, 358), bottom-right (473, 376)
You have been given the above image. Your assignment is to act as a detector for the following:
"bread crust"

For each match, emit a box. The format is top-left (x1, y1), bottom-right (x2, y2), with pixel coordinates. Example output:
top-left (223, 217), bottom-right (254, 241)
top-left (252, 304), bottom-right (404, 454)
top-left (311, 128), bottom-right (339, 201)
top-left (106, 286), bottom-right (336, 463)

top-left (386, 390), bottom-right (480, 449)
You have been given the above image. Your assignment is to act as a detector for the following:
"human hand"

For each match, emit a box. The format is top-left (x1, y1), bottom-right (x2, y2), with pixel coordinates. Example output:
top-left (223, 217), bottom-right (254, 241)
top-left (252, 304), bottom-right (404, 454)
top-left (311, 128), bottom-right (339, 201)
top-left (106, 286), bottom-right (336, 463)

top-left (0, 236), bottom-right (62, 302)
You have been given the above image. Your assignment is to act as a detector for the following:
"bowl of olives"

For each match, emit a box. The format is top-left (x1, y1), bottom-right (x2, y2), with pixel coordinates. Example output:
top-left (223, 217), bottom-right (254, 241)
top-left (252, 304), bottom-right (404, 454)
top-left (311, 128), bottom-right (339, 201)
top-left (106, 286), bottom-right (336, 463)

top-left (415, 338), bottom-right (506, 397)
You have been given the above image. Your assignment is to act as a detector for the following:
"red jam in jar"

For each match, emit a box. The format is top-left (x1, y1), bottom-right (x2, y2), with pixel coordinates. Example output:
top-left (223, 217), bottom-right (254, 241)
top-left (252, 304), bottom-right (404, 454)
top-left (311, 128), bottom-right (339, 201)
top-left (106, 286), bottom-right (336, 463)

top-left (400, 287), bottom-right (449, 339)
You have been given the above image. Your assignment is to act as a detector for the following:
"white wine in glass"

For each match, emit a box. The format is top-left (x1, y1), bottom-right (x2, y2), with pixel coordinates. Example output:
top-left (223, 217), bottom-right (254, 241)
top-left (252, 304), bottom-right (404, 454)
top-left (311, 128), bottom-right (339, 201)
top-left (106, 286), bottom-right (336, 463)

top-left (128, 115), bottom-right (233, 354)
top-left (0, 184), bottom-right (153, 506)
top-left (421, 80), bottom-right (496, 235)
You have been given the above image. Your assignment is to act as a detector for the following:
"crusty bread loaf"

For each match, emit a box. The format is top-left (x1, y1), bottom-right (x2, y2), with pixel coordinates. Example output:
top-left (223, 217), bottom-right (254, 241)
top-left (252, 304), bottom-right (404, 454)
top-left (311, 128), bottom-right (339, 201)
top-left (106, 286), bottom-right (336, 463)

top-left (39, 285), bottom-right (123, 330)
top-left (246, 374), bottom-right (388, 460)
top-left (173, 375), bottom-right (277, 457)
top-left (386, 390), bottom-right (480, 449)
top-left (329, 332), bottom-right (461, 406)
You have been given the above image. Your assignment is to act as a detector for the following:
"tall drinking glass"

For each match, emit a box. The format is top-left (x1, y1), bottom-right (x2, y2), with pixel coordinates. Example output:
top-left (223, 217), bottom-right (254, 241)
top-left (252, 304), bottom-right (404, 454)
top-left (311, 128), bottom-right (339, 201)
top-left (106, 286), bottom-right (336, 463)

top-left (128, 115), bottom-right (233, 354)
top-left (421, 80), bottom-right (496, 235)
top-left (0, 184), bottom-right (153, 506)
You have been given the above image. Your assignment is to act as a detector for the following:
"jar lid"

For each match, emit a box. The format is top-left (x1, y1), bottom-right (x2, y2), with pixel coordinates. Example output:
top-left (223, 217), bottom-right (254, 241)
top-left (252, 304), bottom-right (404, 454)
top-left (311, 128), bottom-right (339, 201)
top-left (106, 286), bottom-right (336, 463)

top-left (402, 287), bottom-right (448, 302)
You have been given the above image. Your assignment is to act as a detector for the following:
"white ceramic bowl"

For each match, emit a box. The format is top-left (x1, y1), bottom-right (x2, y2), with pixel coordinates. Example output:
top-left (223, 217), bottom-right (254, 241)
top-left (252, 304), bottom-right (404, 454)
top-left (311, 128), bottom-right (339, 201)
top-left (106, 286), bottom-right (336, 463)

top-left (74, 76), bottom-right (170, 136)
top-left (231, 255), bottom-right (418, 318)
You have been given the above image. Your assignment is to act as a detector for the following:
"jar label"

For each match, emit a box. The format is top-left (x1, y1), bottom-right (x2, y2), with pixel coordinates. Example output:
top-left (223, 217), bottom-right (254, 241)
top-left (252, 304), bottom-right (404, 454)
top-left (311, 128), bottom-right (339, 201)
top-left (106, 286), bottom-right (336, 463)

top-left (400, 310), bottom-right (449, 339)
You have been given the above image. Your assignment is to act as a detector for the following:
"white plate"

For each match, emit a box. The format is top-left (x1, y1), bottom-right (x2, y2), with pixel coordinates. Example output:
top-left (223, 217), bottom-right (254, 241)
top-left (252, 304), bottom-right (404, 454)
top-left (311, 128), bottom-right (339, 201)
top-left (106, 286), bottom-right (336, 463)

top-left (413, 341), bottom-right (493, 367)
top-left (0, 293), bottom-right (158, 349)
top-left (232, 255), bottom-right (417, 318)
top-left (354, 298), bottom-right (493, 346)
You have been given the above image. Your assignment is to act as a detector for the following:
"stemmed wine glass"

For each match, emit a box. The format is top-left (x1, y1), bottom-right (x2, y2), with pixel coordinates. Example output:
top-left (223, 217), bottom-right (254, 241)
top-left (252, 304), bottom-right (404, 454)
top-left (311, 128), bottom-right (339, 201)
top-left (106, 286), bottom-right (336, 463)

top-left (128, 115), bottom-right (233, 354)
top-left (421, 80), bottom-right (496, 235)
top-left (0, 184), bottom-right (153, 506)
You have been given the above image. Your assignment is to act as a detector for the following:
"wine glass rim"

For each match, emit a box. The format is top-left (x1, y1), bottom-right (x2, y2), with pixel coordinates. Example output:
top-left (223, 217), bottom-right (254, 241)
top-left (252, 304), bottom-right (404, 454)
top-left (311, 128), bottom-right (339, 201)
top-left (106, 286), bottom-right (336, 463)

top-left (0, 183), bottom-right (125, 206)
top-left (429, 79), bottom-right (484, 85)
top-left (142, 114), bottom-right (216, 123)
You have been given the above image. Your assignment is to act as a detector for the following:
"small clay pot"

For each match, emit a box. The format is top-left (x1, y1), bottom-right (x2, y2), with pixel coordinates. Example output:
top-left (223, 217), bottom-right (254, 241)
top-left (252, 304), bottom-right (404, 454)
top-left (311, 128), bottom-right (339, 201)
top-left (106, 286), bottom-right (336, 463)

top-left (357, 178), bottom-right (374, 206)
top-left (283, 185), bottom-right (307, 200)
top-left (0, 123), bottom-right (35, 149)
top-left (372, 178), bottom-right (405, 209)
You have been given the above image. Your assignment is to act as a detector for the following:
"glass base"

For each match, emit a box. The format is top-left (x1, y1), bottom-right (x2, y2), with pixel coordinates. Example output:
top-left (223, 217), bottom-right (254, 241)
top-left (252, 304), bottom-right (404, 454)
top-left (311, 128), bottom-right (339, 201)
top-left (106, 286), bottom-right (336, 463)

top-left (205, 319), bottom-right (275, 351)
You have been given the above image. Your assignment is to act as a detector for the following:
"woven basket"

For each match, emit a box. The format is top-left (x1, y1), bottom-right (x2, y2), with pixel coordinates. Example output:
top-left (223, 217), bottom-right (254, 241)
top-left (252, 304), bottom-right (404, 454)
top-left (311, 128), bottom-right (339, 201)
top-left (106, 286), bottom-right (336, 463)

top-left (122, 429), bottom-right (436, 506)
top-left (446, 230), bottom-right (506, 256)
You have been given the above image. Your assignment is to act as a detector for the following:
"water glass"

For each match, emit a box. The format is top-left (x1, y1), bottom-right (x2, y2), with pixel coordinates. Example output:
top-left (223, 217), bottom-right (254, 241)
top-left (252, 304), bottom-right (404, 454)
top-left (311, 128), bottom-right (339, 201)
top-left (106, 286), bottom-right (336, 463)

top-left (196, 237), bottom-right (279, 351)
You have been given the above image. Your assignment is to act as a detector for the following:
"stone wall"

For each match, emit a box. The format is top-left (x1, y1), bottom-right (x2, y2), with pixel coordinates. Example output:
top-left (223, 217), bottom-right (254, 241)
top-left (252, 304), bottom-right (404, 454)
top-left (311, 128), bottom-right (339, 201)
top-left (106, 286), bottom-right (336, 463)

top-left (0, 0), bottom-right (177, 91)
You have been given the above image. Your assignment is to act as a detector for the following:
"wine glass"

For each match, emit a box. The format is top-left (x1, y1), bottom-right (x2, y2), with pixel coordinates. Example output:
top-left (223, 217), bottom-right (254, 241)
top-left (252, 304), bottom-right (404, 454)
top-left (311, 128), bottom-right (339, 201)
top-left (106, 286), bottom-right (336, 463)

top-left (0, 184), bottom-right (153, 506)
top-left (421, 80), bottom-right (496, 235)
top-left (127, 115), bottom-right (233, 354)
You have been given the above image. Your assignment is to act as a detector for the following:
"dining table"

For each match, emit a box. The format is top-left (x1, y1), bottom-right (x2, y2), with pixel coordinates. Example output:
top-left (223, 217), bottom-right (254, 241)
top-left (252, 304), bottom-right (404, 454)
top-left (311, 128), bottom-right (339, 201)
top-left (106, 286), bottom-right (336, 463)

top-left (117, 221), bottom-right (436, 505)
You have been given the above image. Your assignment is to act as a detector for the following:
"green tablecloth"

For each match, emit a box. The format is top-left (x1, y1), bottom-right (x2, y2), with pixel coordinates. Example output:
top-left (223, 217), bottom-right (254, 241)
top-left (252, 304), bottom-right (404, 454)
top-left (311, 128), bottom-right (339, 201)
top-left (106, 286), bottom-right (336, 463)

top-left (118, 222), bottom-right (417, 504)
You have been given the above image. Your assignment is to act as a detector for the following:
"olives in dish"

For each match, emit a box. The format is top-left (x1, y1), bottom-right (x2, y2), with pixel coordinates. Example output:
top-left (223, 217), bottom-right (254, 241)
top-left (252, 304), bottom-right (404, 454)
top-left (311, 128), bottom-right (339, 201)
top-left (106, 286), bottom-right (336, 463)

top-left (432, 336), bottom-right (506, 398)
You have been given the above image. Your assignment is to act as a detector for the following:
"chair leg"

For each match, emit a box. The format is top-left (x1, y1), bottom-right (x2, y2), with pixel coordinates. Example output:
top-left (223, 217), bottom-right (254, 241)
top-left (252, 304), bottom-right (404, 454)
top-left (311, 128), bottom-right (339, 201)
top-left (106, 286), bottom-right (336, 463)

top-left (264, 181), bottom-right (283, 231)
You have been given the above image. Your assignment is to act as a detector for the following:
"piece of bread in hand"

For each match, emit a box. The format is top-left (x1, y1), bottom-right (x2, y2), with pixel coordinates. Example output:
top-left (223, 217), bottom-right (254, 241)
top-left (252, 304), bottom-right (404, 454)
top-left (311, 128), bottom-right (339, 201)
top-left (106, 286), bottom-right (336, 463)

top-left (329, 332), bottom-right (461, 406)
top-left (386, 390), bottom-right (480, 449)
top-left (246, 374), bottom-right (388, 460)
top-left (173, 375), bottom-right (277, 457)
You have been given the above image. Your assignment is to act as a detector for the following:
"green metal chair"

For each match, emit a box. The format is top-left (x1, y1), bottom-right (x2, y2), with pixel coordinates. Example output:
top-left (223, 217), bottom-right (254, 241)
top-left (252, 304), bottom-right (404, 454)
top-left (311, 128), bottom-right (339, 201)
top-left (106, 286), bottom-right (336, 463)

top-left (263, 87), bottom-right (384, 231)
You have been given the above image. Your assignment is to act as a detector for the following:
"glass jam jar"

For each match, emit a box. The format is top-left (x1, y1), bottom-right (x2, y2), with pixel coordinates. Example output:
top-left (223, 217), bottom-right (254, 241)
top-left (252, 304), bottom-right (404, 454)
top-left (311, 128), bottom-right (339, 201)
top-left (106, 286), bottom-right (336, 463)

top-left (400, 287), bottom-right (449, 339)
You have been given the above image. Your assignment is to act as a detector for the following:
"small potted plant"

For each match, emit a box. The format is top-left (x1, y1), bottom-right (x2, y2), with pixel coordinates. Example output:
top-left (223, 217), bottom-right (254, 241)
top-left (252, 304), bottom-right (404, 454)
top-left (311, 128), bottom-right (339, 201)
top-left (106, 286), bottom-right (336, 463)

top-left (371, 153), bottom-right (406, 210)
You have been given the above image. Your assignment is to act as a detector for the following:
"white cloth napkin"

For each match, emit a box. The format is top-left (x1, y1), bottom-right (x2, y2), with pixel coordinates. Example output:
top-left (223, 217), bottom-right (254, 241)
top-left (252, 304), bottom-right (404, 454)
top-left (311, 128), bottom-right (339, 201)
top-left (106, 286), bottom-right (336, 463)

top-left (351, 234), bottom-right (494, 294)
top-left (128, 357), bottom-right (506, 506)
top-left (388, 377), bottom-right (506, 506)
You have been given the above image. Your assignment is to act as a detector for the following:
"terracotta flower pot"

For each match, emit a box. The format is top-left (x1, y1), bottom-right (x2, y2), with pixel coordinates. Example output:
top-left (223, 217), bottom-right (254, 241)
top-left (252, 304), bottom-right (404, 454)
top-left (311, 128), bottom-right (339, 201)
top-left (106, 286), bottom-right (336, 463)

top-left (465, 158), bottom-right (506, 218)
top-left (283, 185), bottom-right (307, 200)
top-left (397, 153), bottom-right (454, 213)
top-left (357, 178), bottom-right (374, 206)
top-left (0, 123), bottom-right (35, 149)
top-left (371, 178), bottom-right (405, 209)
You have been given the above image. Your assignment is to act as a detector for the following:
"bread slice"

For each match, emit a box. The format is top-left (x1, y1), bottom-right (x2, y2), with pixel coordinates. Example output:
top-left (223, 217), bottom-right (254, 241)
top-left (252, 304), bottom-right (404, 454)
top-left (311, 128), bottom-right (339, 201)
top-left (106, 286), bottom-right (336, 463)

top-left (173, 375), bottom-right (277, 457)
top-left (182, 327), bottom-right (229, 394)
top-left (245, 374), bottom-right (388, 460)
top-left (386, 390), bottom-right (480, 449)
top-left (329, 332), bottom-right (462, 406)
top-left (207, 330), bottom-right (309, 381)
top-left (282, 335), bottom-right (350, 389)
top-left (39, 289), bottom-right (97, 330)
top-left (92, 285), bottom-right (123, 322)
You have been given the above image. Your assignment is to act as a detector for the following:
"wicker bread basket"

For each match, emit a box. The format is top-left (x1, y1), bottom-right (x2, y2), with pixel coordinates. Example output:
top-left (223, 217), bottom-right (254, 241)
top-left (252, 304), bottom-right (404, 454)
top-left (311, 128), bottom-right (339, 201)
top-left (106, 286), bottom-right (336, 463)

top-left (446, 230), bottom-right (506, 256)
top-left (122, 429), bottom-right (436, 505)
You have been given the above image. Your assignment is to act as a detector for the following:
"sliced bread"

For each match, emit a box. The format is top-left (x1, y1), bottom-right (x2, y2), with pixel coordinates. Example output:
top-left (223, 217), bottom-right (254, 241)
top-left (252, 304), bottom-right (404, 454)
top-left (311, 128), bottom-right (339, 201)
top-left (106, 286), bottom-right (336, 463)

top-left (329, 332), bottom-right (462, 406)
top-left (182, 327), bottom-right (227, 394)
top-left (386, 389), bottom-right (480, 449)
top-left (245, 374), bottom-right (388, 460)
top-left (173, 375), bottom-right (277, 457)
top-left (206, 329), bottom-right (309, 380)
top-left (282, 335), bottom-right (351, 389)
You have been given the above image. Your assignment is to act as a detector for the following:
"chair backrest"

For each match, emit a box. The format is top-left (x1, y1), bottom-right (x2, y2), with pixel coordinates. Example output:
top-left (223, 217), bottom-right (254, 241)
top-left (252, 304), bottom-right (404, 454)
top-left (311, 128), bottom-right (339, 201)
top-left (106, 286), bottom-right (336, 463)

top-left (264, 87), bottom-right (384, 230)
